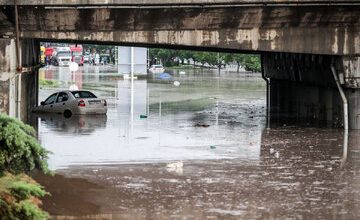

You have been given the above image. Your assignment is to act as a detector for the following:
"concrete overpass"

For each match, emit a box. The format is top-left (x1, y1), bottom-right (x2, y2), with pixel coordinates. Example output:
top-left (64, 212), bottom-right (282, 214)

top-left (0, 0), bottom-right (359, 128)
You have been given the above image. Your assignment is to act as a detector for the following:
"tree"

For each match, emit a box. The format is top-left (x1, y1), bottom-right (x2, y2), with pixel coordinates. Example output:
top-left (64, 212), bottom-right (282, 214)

top-left (243, 55), bottom-right (261, 72)
top-left (149, 49), bottom-right (179, 66)
top-left (233, 54), bottom-right (247, 73)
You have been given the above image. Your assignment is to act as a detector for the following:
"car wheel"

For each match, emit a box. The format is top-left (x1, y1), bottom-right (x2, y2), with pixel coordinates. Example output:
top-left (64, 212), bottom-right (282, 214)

top-left (64, 109), bottom-right (72, 118)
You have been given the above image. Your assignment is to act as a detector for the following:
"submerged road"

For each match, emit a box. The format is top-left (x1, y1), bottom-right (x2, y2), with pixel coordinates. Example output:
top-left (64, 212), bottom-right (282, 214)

top-left (32, 65), bottom-right (359, 219)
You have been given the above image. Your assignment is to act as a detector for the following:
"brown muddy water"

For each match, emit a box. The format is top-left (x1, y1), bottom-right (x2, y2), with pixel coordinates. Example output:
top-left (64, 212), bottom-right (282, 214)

top-left (32, 65), bottom-right (360, 220)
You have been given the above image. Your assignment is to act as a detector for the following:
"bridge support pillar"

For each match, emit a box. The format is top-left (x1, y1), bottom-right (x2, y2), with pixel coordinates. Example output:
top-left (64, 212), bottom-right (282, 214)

top-left (0, 38), bottom-right (39, 122)
top-left (263, 53), bottom-right (343, 127)
top-left (336, 56), bottom-right (360, 129)
top-left (0, 39), bottom-right (17, 117)
top-left (264, 53), bottom-right (360, 129)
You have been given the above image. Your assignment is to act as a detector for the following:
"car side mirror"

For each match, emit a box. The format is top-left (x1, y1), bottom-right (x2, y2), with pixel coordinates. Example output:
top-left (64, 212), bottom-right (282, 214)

top-left (40, 101), bottom-right (45, 106)
top-left (62, 97), bottom-right (68, 102)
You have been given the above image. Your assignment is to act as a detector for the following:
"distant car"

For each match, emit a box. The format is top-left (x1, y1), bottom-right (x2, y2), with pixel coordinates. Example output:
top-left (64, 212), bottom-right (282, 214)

top-left (51, 51), bottom-right (72, 66)
top-left (94, 53), bottom-right (100, 65)
top-left (84, 54), bottom-right (90, 63)
top-left (33, 90), bottom-right (107, 117)
top-left (100, 54), bottom-right (111, 65)
top-left (149, 65), bottom-right (165, 73)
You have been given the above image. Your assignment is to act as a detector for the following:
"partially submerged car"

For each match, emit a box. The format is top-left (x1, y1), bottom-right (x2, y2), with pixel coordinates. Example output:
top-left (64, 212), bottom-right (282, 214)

top-left (149, 65), bottom-right (165, 73)
top-left (33, 90), bottom-right (107, 117)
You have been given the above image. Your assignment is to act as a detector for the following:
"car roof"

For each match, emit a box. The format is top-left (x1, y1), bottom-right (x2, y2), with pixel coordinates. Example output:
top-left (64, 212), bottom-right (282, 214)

top-left (55, 90), bottom-right (92, 93)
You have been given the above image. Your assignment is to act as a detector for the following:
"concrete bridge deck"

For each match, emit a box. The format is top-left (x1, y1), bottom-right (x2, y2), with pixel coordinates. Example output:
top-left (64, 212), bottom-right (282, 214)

top-left (0, 1), bottom-right (359, 55)
top-left (2, 0), bottom-right (360, 6)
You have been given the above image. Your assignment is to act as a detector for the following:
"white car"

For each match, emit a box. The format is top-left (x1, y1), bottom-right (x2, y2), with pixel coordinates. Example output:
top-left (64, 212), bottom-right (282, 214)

top-left (33, 90), bottom-right (107, 117)
top-left (149, 65), bottom-right (165, 73)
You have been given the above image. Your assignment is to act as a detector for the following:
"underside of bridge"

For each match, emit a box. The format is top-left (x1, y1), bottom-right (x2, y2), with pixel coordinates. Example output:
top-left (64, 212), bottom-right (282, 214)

top-left (0, 1), bottom-right (359, 128)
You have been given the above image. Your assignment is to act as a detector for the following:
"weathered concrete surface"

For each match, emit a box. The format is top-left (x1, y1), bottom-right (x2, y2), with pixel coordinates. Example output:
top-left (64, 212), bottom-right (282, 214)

top-left (0, 5), bottom-right (359, 55)
top-left (19, 38), bottom-right (39, 122)
top-left (346, 90), bottom-right (360, 129)
top-left (0, 39), bottom-right (16, 115)
top-left (0, 38), bottom-right (39, 120)
top-left (340, 56), bottom-right (360, 89)
top-left (2, 0), bottom-right (360, 6)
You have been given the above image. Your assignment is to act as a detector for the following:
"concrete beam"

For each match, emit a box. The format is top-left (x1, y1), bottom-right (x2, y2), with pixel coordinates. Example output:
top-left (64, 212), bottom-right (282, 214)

top-left (20, 26), bottom-right (360, 55)
top-left (6, 6), bottom-right (358, 55)
top-left (2, 0), bottom-right (360, 6)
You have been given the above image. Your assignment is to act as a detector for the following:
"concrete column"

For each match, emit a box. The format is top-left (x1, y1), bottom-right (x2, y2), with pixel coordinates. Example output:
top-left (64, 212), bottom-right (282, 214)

top-left (338, 56), bottom-right (360, 129)
top-left (0, 38), bottom-right (39, 121)
top-left (19, 38), bottom-right (40, 122)
top-left (264, 52), bottom-right (343, 127)
top-left (0, 39), bottom-right (16, 116)
top-left (346, 91), bottom-right (360, 129)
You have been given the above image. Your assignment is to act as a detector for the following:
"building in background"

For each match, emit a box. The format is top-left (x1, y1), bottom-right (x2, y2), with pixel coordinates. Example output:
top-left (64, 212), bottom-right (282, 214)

top-left (117, 47), bottom-right (147, 75)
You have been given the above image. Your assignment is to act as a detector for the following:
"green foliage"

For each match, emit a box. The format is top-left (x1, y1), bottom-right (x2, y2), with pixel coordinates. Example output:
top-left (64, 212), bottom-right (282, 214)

top-left (243, 55), bottom-right (261, 72)
top-left (149, 48), bottom-right (261, 72)
top-left (39, 78), bottom-right (59, 88)
top-left (0, 114), bottom-right (50, 175)
top-left (10, 181), bottom-right (47, 201)
top-left (0, 173), bottom-right (49, 220)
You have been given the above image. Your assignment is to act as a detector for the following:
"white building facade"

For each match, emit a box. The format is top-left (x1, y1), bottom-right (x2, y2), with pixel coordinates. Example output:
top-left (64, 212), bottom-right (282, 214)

top-left (117, 46), bottom-right (147, 75)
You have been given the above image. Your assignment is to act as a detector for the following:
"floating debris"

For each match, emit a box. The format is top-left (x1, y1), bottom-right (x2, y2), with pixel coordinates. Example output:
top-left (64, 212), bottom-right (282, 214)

top-left (194, 123), bottom-right (210, 127)
top-left (270, 148), bottom-right (275, 154)
top-left (274, 152), bottom-right (280, 158)
top-left (173, 81), bottom-right (181, 86)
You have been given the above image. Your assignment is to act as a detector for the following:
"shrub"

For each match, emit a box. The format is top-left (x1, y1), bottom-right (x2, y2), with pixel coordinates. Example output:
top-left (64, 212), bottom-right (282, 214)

top-left (0, 114), bottom-right (50, 219)
top-left (0, 173), bottom-right (49, 220)
top-left (0, 114), bottom-right (50, 175)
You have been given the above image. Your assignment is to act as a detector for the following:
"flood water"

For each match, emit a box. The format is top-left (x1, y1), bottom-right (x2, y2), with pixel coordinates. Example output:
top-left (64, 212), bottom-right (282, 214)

top-left (32, 65), bottom-right (360, 220)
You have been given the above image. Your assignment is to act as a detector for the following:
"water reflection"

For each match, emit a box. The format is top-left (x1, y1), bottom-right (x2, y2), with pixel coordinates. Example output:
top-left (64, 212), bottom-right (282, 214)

top-left (36, 66), bottom-right (266, 170)
top-left (37, 114), bottom-right (107, 135)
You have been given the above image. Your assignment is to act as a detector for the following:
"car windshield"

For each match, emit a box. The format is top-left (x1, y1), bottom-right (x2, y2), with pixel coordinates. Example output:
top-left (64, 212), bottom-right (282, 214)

top-left (72, 51), bottom-right (82, 56)
top-left (153, 65), bottom-right (163, 68)
top-left (44, 93), bottom-right (57, 105)
top-left (57, 51), bottom-right (71, 57)
top-left (71, 91), bottom-right (97, 99)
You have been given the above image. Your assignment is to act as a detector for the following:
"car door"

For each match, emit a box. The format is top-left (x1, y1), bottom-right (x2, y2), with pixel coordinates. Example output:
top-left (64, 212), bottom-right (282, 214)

top-left (42, 93), bottom-right (58, 112)
top-left (53, 92), bottom-right (70, 114)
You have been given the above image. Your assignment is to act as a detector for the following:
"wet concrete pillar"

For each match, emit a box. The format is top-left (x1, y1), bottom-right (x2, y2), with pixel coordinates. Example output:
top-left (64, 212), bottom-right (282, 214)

top-left (19, 38), bottom-right (40, 122)
top-left (263, 52), bottom-right (343, 127)
top-left (0, 38), bottom-right (17, 116)
top-left (337, 56), bottom-right (360, 129)
top-left (0, 38), bottom-right (39, 121)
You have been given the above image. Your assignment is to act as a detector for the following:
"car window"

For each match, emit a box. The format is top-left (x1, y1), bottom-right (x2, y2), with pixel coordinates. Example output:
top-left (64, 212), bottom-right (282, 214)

top-left (57, 51), bottom-right (71, 57)
top-left (56, 92), bottom-right (69, 103)
top-left (44, 93), bottom-right (58, 105)
top-left (71, 91), bottom-right (97, 99)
